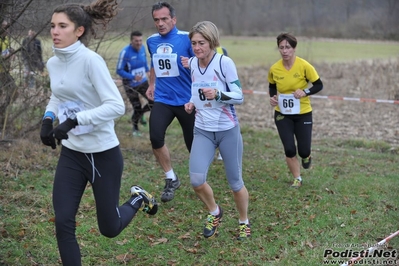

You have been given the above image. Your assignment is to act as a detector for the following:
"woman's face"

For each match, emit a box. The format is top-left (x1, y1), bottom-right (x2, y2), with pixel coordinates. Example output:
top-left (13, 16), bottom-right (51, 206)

top-left (191, 33), bottom-right (213, 61)
top-left (278, 39), bottom-right (295, 61)
top-left (50, 12), bottom-right (84, 48)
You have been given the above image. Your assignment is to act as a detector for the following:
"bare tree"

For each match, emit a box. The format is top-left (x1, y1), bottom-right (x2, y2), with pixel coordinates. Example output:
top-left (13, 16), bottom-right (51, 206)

top-left (0, 0), bottom-right (397, 140)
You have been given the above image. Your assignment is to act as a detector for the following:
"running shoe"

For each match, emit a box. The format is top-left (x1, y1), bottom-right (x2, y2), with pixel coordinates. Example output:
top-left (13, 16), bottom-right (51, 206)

top-left (291, 178), bottom-right (302, 188)
top-left (160, 175), bottom-right (181, 202)
top-left (203, 206), bottom-right (223, 238)
top-left (132, 129), bottom-right (142, 137)
top-left (217, 152), bottom-right (223, 161)
top-left (302, 156), bottom-right (312, 169)
top-left (140, 116), bottom-right (147, 126)
top-left (237, 223), bottom-right (251, 240)
top-left (130, 185), bottom-right (158, 215)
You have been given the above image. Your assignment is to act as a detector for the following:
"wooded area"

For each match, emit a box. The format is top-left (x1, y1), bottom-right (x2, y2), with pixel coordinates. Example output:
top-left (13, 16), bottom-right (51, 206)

top-left (1, 0), bottom-right (399, 40)
top-left (116, 0), bottom-right (399, 39)
top-left (0, 0), bottom-right (398, 139)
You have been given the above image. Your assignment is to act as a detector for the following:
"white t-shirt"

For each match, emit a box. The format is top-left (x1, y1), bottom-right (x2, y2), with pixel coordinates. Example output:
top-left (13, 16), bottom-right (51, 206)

top-left (189, 53), bottom-right (243, 132)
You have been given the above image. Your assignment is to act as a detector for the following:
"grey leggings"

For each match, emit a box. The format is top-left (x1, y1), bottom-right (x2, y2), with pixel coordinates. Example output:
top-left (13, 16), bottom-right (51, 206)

top-left (53, 146), bottom-right (138, 266)
top-left (189, 126), bottom-right (244, 192)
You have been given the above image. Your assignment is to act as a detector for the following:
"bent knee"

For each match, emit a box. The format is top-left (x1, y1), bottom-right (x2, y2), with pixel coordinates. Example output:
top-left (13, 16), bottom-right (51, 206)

top-left (150, 137), bottom-right (164, 149)
top-left (99, 227), bottom-right (119, 238)
top-left (229, 180), bottom-right (244, 192)
top-left (298, 150), bottom-right (311, 159)
top-left (285, 148), bottom-right (297, 158)
top-left (190, 172), bottom-right (206, 188)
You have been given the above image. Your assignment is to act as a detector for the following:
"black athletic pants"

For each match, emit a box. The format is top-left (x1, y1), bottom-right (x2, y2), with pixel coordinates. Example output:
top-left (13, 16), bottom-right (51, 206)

top-left (123, 80), bottom-right (153, 129)
top-left (53, 145), bottom-right (138, 266)
top-left (274, 111), bottom-right (312, 159)
top-left (149, 102), bottom-right (195, 151)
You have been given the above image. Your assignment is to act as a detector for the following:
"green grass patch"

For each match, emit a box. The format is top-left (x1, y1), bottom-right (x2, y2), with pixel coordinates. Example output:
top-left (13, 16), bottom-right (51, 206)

top-left (220, 37), bottom-right (399, 67)
top-left (39, 36), bottom-right (399, 71)
top-left (1, 119), bottom-right (398, 265)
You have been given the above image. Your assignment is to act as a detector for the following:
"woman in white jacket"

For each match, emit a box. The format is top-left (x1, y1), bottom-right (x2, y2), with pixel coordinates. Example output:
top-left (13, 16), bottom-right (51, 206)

top-left (39, 1), bottom-right (157, 265)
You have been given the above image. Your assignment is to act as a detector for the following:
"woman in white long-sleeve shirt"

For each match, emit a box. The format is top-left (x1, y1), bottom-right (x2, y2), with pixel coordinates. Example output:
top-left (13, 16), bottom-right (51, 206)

top-left (183, 21), bottom-right (250, 241)
top-left (39, 1), bottom-right (157, 265)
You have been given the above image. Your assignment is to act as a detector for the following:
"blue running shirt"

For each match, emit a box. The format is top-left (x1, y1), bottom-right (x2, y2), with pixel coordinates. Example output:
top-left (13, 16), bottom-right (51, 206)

top-left (147, 27), bottom-right (194, 106)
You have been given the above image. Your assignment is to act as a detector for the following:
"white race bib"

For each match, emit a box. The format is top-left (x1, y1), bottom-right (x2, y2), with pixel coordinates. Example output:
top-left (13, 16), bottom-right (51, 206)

top-left (132, 67), bottom-right (146, 79)
top-left (192, 81), bottom-right (224, 109)
top-left (278, 94), bottom-right (300, 114)
top-left (153, 45), bottom-right (179, 77)
top-left (58, 101), bottom-right (94, 135)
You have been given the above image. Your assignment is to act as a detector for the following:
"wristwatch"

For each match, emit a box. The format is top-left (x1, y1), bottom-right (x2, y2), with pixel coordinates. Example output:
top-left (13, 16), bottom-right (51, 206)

top-left (68, 113), bottom-right (78, 126)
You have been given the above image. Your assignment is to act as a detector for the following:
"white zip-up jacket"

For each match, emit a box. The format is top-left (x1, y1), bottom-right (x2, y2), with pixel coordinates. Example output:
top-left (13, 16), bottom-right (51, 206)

top-left (45, 41), bottom-right (125, 153)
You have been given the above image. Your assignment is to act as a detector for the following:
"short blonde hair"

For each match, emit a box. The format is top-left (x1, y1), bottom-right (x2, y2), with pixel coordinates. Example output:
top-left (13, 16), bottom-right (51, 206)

top-left (189, 21), bottom-right (220, 50)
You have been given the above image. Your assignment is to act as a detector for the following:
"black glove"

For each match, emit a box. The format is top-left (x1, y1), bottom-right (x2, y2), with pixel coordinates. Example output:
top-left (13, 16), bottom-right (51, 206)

top-left (51, 118), bottom-right (77, 143)
top-left (40, 119), bottom-right (56, 149)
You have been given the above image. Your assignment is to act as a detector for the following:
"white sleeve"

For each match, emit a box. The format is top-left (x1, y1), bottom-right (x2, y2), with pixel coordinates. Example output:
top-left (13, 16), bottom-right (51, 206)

top-left (219, 56), bottom-right (243, 105)
top-left (77, 54), bottom-right (125, 125)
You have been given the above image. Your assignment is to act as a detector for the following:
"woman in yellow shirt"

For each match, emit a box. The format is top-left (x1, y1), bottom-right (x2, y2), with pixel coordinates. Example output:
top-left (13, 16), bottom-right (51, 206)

top-left (268, 32), bottom-right (323, 188)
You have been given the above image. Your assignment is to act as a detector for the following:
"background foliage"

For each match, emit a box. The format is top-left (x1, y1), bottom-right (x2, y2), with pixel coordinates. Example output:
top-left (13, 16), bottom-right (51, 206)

top-left (1, 118), bottom-right (399, 265)
top-left (0, 1), bottom-right (399, 265)
top-left (1, 0), bottom-right (399, 139)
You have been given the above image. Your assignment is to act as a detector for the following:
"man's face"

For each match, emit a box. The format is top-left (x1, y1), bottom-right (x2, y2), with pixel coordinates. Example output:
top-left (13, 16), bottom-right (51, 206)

top-left (131, 35), bottom-right (143, 51)
top-left (152, 7), bottom-right (176, 36)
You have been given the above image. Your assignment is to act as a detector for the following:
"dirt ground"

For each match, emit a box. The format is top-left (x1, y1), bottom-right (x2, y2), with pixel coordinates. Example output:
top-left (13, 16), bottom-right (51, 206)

top-left (235, 57), bottom-right (399, 145)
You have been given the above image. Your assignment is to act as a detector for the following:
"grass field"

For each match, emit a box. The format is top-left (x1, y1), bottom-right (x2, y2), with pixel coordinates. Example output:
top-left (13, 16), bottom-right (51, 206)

top-left (1, 119), bottom-right (398, 265)
top-left (1, 37), bottom-right (399, 265)
top-left (221, 36), bottom-right (399, 67)
top-left (37, 35), bottom-right (399, 70)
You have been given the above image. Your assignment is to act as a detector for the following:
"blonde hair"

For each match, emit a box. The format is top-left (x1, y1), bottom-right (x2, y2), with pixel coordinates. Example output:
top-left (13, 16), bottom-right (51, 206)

top-left (189, 21), bottom-right (220, 50)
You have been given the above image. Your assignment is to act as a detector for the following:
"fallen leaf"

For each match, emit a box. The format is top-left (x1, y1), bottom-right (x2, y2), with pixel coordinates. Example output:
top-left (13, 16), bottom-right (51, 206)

top-left (306, 241), bottom-right (314, 249)
top-left (151, 237), bottom-right (168, 246)
top-left (184, 248), bottom-right (197, 254)
top-left (325, 188), bottom-right (335, 194)
top-left (178, 232), bottom-right (191, 239)
top-left (116, 239), bottom-right (128, 245)
top-left (115, 253), bottom-right (135, 262)
top-left (18, 229), bottom-right (25, 237)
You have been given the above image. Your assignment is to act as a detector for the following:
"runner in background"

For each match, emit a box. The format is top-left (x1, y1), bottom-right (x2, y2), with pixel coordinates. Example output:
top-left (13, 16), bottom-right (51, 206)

top-left (21, 29), bottom-right (44, 88)
top-left (216, 45), bottom-right (228, 56)
top-left (116, 30), bottom-right (152, 136)
top-left (268, 32), bottom-right (323, 188)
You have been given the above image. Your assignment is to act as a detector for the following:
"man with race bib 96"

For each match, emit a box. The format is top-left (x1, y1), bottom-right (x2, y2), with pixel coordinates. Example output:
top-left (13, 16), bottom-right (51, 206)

top-left (146, 2), bottom-right (195, 202)
top-left (268, 32), bottom-right (323, 188)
